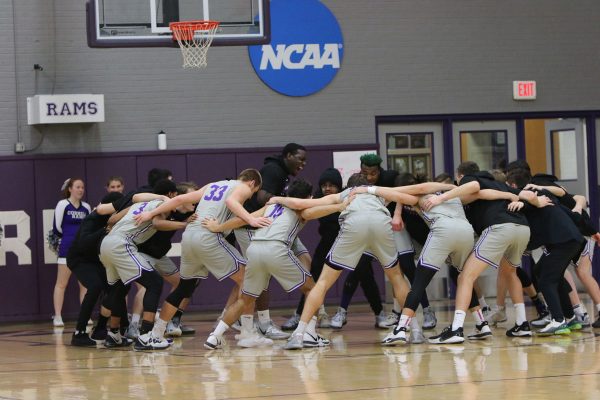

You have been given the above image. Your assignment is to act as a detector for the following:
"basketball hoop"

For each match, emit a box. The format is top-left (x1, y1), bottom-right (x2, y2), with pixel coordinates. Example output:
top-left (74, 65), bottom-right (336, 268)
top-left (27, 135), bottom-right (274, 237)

top-left (170, 20), bottom-right (219, 69)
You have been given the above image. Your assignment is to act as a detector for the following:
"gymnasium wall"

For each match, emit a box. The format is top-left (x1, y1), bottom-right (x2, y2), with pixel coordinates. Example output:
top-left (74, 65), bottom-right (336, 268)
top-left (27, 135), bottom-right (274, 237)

top-left (0, 145), bottom-right (383, 321)
top-left (1, 1), bottom-right (600, 155)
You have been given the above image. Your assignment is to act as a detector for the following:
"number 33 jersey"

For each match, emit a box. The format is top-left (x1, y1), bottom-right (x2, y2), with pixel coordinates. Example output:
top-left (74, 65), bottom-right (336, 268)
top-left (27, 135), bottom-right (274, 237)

top-left (188, 180), bottom-right (242, 231)
top-left (109, 199), bottom-right (164, 244)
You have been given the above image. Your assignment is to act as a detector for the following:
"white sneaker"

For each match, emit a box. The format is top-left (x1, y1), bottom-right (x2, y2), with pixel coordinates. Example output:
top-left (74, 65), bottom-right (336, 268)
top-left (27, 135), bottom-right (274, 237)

top-left (204, 333), bottom-right (224, 350)
top-left (165, 320), bottom-right (182, 337)
top-left (284, 332), bottom-right (304, 350)
top-left (487, 306), bottom-right (507, 325)
top-left (377, 311), bottom-right (400, 329)
top-left (330, 307), bottom-right (347, 329)
top-left (381, 326), bottom-right (408, 346)
top-left (126, 321), bottom-right (140, 340)
top-left (467, 321), bottom-right (493, 340)
top-left (257, 320), bottom-right (290, 340)
top-left (303, 332), bottom-right (330, 348)
top-left (237, 329), bottom-right (274, 348)
top-left (53, 316), bottom-right (64, 327)
top-left (422, 307), bottom-right (437, 330)
top-left (410, 329), bottom-right (426, 344)
top-left (282, 313), bottom-right (300, 331)
top-left (134, 332), bottom-right (170, 351)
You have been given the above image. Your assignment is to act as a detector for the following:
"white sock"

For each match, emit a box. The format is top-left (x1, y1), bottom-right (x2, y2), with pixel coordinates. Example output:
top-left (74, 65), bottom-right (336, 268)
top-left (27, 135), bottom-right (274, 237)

top-left (213, 320), bottom-right (229, 338)
top-left (306, 316), bottom-right (318, 335)
top-left (318, 304), bottom-right (326, 315)
top-left (398, 315), bottom-right (411, 329)
top-left (596, 304), bottom-right (600, 313)
top-left (294, 321), bottom-right (307, 336)
top-left (452, 310), bottom-right (466, 331)
top-left (472, 309), bottom-right (485, 325)
top-left (257, 310), bottom-right (271, 325)
top-left (514, 303), bottom-right (526, 325)
top-left (478, 296), bottom-right (489, 309)
top-left (152, 318), bottom-right (167, 340)
top-left (393, 299), bottom-right (402, 314)
top-left (241, 314), bottom-right (254, 334)
top-left (131, 314), bottom-right (141, 324)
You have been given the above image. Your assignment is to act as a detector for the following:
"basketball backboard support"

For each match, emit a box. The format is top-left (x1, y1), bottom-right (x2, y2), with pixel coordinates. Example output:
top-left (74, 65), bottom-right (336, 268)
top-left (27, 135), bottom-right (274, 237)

top-left (86, 0), bottom-right (270, 48)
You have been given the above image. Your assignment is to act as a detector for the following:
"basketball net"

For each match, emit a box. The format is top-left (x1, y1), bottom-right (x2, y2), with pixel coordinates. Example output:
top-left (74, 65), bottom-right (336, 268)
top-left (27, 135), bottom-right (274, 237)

top-left (170, 21), bottom-right (219, 69)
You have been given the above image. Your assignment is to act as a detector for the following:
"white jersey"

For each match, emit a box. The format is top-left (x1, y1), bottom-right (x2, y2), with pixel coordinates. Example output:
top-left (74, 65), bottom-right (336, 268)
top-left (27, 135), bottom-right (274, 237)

top-left (252, 204), bottom-right (304, 247)
top-left (419, 194), bottom-right (467, 227)
top-left (108, 199), bottom-right (164, 245)
top-left (187, 180), bottom-right (242, 232)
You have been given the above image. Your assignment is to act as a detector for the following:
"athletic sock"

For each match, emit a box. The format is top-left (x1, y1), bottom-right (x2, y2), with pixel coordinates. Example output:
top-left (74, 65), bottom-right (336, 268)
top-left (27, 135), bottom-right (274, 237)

top-left (452, 310), bottom-right (466, 331)
top-left (294, 321), bottom-right (307, 336)
top-left (306, 316), bottom-right (318, 336)
top-left (131, 314), bottom-right (141, 325)
top-left (596, 304), bottom-right (600, 314)
top-left (478, 296), bottom-right (489, 310)
top-left (213, 320), bottom-right (229, 338)
top-left (152, 318), bottom-right (167, 340)
top-left (531, 294), bottom-right (546, 314)
top-left (514, 303), bottom-right (526, 325)
top-left (472, 309), bottom-right (485, 325)
top-left (573, 303), bottom-right (586, 317)
top-left (398, 315), bottom-right (411, 329)
top-left (318, 304), bottom-right (326, 315)
top-left (240, 315), bottom-right (254, 334)
top-left (257, 310), bottom-right (271, 326)
top-left (393, 299), bottom-right (402, 314)
top-left (140, 319), bottom-right (154, 335)
top-left (96, 315), bottom-right (109, 330)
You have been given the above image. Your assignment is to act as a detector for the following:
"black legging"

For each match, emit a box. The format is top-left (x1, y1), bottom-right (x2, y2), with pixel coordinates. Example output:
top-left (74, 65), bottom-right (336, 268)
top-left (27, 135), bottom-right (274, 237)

top-left (70, 261), bottom-right (108, 332)
top-left (398, 253), bottom-right (430, 309)
top-left (448, 266), bottom-right (480, 309)
top-left (516, 266), bottom-right (533, 288)
top-left (533, 241), bottom-right (582, 321)
top-left (339, 255), bottom-right (383, 315)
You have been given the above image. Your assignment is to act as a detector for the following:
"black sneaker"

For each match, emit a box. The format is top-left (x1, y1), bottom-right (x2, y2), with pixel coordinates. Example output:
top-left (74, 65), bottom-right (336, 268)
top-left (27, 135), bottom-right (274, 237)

top-left (506, 321), bottom-right (532, 337)
top-left (173, 315), bottom-right (196, 336)
top-left (71, 332), bottom-right (97, 347)
top-left (531, 310), bottom-right (551, 327)
top-left (104, 331), bottom-right (133, 348)
top-left (593, 315), bottom-right (600, 329)
top-left (90, 326), bottom-right (107, 341)
top-left (428, 326), bottom-right (464, 344)
top-left (467, 321), bottom-right (492, 340)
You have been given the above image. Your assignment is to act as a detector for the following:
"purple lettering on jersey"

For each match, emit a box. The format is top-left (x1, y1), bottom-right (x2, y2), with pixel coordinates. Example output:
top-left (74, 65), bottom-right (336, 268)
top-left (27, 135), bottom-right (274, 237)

top-left (267, 204), bottom-right (284, 219)
top-left (204, 185), bottom-right (228, 201)
top-left (132, 202), bottom-right (148, 215)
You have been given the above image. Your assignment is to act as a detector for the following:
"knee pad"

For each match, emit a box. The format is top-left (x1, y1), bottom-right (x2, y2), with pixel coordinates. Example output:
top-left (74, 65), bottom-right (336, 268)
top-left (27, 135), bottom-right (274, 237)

top-left (166, 278), bottom-right (198, 308)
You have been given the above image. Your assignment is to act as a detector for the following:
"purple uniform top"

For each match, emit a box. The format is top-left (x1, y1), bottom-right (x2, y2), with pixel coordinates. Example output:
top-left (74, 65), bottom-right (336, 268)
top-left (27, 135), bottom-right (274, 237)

top-left (53, 199), bottom-right (91, 258)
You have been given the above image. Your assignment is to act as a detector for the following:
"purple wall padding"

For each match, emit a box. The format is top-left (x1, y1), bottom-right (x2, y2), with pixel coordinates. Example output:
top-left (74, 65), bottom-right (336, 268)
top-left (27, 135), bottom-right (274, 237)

top-left (0, 144), bottom-right (380, 322)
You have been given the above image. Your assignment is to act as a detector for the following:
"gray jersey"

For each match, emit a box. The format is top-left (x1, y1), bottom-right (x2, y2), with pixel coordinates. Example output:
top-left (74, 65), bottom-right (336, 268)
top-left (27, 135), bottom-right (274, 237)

top-left (187, 180), bottom-right (242, 231)
top-left (109, 199), bottom-right (164, 245)
top-left (420, 195), bottom-right (467, 227)
top-left (252, 204), bottom-right (304, 247)
top-left (339, 189), bottom-right (390, 223)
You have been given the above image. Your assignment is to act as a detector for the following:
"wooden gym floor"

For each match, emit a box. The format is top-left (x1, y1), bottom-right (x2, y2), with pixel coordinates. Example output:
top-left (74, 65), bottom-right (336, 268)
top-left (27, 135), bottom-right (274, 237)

top-left (0, 300), bottom-right (599, 400)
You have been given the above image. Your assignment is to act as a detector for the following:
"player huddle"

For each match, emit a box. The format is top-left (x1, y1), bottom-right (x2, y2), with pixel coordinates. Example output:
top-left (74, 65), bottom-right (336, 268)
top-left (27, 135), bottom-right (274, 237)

top-left (67, 150), bottom-right (600, 351)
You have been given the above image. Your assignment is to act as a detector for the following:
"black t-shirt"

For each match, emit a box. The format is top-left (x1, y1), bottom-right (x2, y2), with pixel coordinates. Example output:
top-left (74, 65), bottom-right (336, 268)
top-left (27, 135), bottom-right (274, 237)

top-left (245, 155), bottom-right (290, 213)
top-left (461, 172), bottom-right (528, 235)
top-left (402, 206), bottom-right (429, 246)
top-left (138, 210), bottom-right (193, 259)
top-left (520, 189), bottom-right (584, 250)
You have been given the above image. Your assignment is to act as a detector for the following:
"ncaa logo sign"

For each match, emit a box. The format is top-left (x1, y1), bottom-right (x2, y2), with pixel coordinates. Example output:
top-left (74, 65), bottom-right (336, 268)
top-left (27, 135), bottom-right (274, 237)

top-left (249, 0), bottom-right (344, 97)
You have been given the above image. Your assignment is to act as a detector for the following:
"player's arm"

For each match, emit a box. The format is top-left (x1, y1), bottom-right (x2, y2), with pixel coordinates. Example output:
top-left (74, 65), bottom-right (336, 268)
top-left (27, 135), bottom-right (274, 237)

top-left (524, 183), bottom-right (566, 198)
top-left (572, 194), bottom-right (588, 214)
top-left (132, 193), bottom-right (170, 203)
top-left (268, 193), bottom-right (342, 210)
top-left (476, 189), bottom-right (519, 202)
top-left (300, 198), bottom-right (350, 221)
top-left (518, 190), bottom-right (553, 208)
top-left (203, 206), bottom-right (268, 233)
top-left (151, 213), bottom-right (189, 231)
top-left (106, 206), bottom-right (129, 230)
top-left (394, 182), bottom-right (457, 195)
top-left (421, 181), bottom-right (480, 210)
top-left (96, 203), bottom-right (116, 216)
top-left (225, 185), bottom-right (271, 228)
top-left (363, 186), bottom-right (419, 206)
top-left (391, 202), bottom-right (404, 231)
top-left (134, 185), bottom-right (208, 224)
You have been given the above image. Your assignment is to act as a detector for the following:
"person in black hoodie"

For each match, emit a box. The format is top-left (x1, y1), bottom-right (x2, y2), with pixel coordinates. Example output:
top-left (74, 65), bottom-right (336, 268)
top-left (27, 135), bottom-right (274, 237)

top-left (282, 168), bottom-right (343, 330)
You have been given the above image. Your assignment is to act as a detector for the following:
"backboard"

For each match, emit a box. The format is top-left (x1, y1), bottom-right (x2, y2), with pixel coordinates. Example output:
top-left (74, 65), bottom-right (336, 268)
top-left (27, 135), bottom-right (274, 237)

top-left (86, 0), bottom-right (270, 48)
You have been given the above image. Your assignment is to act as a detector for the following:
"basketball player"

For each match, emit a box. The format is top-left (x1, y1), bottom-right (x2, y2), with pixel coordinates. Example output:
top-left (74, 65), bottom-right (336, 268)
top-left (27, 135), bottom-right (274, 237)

top-left (132, 169), bottom-right (272, 350)
top-left (203, 179), bottom-right (350, 349)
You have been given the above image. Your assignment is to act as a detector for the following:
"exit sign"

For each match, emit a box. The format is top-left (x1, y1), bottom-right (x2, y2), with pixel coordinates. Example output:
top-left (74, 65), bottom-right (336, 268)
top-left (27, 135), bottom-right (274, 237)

top-left (513, 81), bottom-right (536, 100)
